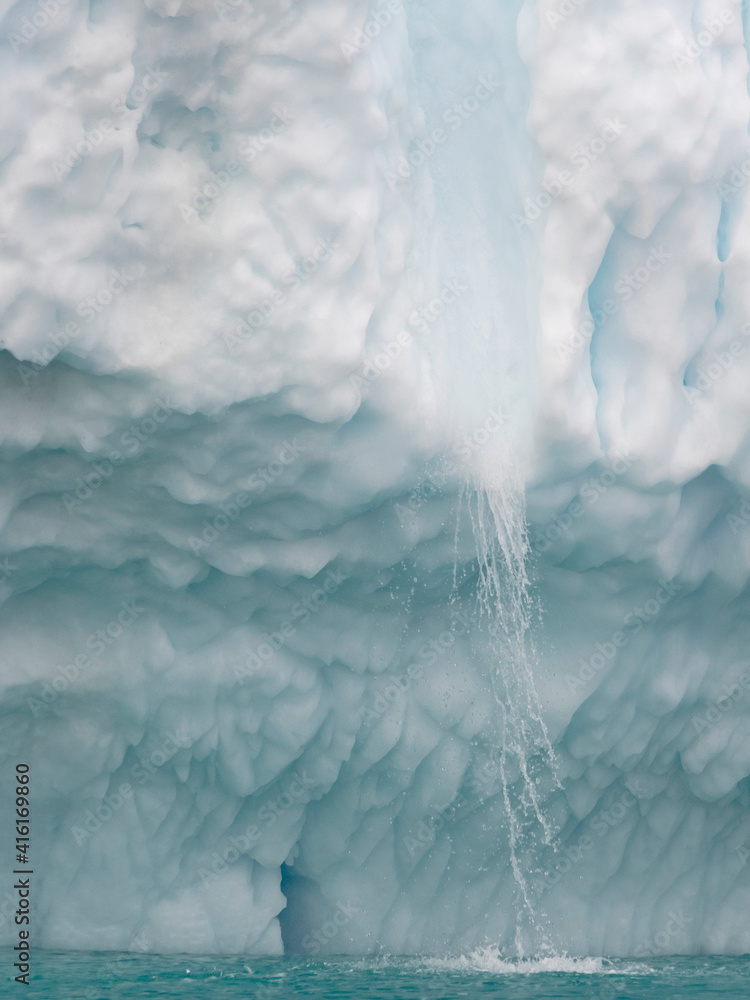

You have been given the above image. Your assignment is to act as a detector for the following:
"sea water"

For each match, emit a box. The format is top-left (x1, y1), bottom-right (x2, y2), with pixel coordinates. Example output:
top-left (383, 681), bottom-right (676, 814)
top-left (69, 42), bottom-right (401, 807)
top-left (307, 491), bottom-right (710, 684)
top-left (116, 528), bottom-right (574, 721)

top-left (3, 950), bottom-right (750, 999)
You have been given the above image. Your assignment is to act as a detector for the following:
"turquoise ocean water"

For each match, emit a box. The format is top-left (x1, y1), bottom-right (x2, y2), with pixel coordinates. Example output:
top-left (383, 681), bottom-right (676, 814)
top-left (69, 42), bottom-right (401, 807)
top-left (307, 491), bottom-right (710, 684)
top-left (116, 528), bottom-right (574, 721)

top-left (3, 950), bottom-right (750, 999)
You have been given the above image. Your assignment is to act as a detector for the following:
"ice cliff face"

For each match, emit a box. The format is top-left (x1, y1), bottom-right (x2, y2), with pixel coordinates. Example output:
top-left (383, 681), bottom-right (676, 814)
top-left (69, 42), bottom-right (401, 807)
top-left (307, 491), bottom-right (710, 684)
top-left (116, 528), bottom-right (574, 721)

top-left (1, 0), bottom-right (750, 959)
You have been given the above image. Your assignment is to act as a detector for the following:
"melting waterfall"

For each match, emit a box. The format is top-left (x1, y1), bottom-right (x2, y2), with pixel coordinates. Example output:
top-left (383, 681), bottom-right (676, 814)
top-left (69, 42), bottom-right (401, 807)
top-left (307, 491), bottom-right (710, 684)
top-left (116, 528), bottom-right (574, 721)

top-left (462, 469), bottom-right (560, 955)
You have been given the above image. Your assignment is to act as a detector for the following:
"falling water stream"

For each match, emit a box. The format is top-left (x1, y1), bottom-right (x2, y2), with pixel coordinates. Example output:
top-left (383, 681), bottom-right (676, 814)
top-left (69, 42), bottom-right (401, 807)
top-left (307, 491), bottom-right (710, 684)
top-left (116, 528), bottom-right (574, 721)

top-left (461, 472), bottom-right (560, 956)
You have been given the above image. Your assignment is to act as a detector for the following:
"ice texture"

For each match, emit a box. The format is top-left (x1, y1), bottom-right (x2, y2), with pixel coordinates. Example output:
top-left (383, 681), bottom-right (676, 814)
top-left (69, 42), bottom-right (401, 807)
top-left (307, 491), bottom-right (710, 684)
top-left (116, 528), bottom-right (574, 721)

top-left (1, 0), bottom-right (750, 958)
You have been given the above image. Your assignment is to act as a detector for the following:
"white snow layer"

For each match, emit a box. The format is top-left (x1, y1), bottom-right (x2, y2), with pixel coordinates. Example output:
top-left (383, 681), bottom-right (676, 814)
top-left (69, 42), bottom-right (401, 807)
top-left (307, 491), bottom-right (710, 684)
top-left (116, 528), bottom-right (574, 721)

top-left (1, 0), bottom-right (750, 959)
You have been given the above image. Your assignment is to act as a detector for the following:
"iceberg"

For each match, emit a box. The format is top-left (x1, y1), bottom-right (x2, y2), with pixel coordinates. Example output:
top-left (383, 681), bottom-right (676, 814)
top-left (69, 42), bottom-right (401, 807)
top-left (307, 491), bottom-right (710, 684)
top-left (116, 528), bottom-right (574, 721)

top-left (1, 0), bottom-right (750, 959)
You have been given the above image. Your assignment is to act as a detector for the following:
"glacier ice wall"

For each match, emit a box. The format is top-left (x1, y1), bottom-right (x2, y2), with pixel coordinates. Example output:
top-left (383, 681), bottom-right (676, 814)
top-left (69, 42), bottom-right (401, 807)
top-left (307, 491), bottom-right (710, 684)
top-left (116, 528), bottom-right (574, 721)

top-left (1, 0), bottom-right (750, 958)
